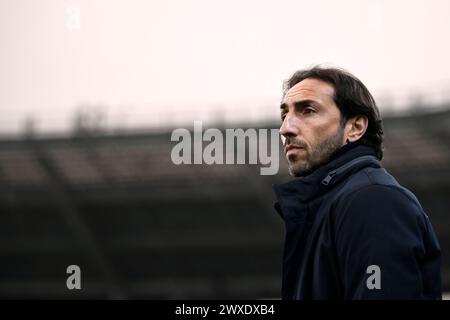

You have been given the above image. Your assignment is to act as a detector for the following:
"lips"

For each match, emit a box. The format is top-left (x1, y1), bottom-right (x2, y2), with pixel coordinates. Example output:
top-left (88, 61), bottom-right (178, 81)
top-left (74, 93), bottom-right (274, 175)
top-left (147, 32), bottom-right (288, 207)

top-left (285, 145), bottom-right (303, 156)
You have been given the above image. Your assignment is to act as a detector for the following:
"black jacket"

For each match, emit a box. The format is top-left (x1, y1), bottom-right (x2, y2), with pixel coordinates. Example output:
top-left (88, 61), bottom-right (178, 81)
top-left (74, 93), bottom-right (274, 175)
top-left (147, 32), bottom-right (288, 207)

top-left (273, 143), bottom-right (442, 299)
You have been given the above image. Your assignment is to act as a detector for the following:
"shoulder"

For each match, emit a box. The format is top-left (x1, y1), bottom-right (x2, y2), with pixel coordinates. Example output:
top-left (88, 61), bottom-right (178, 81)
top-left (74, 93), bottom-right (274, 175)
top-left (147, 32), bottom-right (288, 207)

top-left (333, 165), bottom-right (425, 217)
top-left (339, 183), bottom-right (423, 213)
top-left (332, 181), bottom-right (428, 234)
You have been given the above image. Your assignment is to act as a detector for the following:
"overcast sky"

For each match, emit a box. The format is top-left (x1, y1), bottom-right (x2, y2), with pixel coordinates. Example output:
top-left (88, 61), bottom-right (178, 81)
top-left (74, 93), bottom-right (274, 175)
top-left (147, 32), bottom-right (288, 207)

top-left (1, 0), bottom-right (450, 134)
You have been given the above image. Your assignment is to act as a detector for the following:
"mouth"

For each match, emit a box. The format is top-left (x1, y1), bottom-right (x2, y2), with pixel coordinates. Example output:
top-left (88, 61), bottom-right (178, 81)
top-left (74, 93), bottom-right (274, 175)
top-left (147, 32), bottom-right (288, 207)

top-left (285, 145), bottom-right (304, 156)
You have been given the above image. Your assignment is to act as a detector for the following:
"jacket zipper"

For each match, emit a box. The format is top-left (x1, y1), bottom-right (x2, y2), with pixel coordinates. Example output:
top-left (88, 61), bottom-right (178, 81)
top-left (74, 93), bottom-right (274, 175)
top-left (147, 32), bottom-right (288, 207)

top-left (321, 155), bottom-right (378, 186)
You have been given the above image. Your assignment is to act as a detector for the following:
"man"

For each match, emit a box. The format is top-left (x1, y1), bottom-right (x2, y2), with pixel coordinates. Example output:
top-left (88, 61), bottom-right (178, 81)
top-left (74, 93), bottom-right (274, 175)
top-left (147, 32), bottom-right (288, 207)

top-left (273, 66), bottom-right (442, 299)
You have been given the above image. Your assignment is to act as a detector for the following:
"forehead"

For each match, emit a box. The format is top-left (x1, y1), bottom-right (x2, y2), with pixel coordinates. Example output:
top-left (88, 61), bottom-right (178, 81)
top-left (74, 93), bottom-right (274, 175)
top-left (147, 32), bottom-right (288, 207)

top-left (283, 78), bottom-right (335, 105)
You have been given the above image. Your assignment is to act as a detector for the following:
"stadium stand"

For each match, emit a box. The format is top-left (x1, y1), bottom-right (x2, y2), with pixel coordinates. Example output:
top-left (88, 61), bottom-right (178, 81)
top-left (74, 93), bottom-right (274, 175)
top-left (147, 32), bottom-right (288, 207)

top-left (0, 108), bottom-right (449, 299)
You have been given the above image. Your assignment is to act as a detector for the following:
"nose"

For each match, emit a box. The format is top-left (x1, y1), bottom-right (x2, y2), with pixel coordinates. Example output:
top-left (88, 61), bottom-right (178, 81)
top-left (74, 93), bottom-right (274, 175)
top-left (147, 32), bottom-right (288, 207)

top-left (279, 112), bottom-right (299, 140)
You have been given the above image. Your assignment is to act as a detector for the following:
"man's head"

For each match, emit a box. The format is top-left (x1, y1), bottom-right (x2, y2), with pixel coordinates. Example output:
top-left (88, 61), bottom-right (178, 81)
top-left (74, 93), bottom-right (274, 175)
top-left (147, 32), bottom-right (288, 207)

top-left (280, 66), bottom-right (384, 177)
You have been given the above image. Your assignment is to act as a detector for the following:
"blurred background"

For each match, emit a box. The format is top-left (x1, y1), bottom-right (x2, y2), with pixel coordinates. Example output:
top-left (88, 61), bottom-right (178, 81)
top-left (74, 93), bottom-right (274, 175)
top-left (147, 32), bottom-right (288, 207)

top-left (0, 0), bottom-right (449, 299)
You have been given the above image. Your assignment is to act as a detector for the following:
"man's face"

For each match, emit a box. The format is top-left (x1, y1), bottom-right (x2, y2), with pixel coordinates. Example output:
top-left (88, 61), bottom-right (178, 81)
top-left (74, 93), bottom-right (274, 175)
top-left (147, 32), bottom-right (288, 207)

top-left (280, 78), bottom-right (346, 177)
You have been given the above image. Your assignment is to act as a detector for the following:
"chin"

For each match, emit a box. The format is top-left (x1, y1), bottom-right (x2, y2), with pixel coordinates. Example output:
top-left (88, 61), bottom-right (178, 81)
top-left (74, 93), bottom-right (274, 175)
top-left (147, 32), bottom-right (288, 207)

top-left (288, 162), bottom-right (312, 177)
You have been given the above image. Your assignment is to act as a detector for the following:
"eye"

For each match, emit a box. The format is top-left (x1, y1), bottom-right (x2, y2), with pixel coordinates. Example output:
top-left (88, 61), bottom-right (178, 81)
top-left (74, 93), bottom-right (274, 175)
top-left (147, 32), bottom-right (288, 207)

top-left (304, 108), bottom-right (316, 114)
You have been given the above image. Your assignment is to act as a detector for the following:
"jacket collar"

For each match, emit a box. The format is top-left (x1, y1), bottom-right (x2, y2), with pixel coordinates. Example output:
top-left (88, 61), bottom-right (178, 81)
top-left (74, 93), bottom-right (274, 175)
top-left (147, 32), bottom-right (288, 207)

top-left (273, 143), bottom-right (381, 217)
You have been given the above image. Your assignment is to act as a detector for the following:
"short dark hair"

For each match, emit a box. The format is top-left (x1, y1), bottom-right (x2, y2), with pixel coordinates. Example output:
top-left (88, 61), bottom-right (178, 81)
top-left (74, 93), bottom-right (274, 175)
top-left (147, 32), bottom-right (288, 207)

top-left (283, 66), bottom-right (384, 160)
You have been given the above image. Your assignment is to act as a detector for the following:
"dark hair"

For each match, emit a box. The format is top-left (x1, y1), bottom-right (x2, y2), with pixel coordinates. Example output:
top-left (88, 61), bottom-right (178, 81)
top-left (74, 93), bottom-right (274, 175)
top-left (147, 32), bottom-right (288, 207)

top-left (283, 66), bottom-right (384, 160)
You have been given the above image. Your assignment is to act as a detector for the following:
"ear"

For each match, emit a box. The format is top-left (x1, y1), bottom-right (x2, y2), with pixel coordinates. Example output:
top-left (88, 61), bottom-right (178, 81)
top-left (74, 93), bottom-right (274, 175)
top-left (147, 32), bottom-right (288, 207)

top-left (344, 115), bottom-right (368, 144)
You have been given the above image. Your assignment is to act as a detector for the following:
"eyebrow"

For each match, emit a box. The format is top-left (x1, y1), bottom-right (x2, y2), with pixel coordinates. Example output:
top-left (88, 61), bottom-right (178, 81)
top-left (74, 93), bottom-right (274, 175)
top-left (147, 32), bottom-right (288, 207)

top-left (280, 99), bottom-right (318, 113)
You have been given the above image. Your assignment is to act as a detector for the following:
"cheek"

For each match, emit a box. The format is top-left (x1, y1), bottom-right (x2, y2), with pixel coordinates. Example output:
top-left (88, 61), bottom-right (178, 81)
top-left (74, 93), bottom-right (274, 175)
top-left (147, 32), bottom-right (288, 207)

top-left (300, 121), bottom-right (321, 144)
top-left (306, 120), bottom-right (338, 146)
